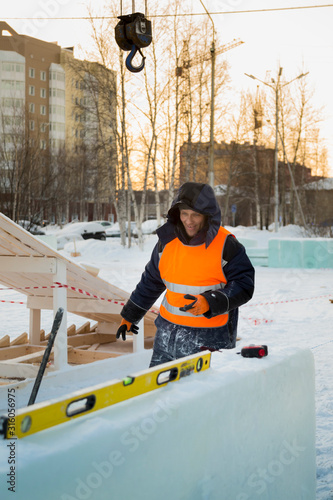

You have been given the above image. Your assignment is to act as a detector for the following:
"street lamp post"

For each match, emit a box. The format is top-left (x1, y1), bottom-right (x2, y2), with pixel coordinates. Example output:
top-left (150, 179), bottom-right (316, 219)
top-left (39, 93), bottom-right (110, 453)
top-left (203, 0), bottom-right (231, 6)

top-left (199, 0), bottom-right (215, 188)
top-left (245, 69), bottom-right (308, 232)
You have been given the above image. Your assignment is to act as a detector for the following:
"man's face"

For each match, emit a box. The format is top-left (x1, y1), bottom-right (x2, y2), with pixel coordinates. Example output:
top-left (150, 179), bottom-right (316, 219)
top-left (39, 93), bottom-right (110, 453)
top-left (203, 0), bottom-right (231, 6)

top-left (180, 209), bottom-right (206, 238)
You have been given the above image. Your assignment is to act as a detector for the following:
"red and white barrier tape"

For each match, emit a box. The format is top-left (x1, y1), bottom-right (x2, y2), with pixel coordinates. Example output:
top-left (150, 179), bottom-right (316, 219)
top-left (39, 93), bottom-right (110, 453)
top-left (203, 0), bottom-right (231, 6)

top-left (0, 285), bottom-right (60, 291)
top-left (241, 316), bottom-right (274, 326)
top-left (243, 293), bottom-right (332, 308)
top-left (0, 300), bottom-right (26, 305)
top-left (0, 282), bottom-right (159, 315)
top-left (54, 282), bottom-right (127, 306)
top-left (53, 283), bottom-right (159, 315)
top-left (0, 284), bottom-right (330, 316)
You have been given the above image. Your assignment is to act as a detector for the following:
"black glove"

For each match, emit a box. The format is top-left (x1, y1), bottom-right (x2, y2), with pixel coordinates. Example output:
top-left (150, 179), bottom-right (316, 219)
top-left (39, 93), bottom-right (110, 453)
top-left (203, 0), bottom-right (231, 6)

top-left (116, 319), bottom-right (139, 341)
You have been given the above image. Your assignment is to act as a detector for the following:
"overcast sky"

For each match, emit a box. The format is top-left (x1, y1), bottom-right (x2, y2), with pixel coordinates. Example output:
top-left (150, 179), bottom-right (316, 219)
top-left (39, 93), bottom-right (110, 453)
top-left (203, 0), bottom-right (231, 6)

top-left (2, 0), bottom-right (333, 174)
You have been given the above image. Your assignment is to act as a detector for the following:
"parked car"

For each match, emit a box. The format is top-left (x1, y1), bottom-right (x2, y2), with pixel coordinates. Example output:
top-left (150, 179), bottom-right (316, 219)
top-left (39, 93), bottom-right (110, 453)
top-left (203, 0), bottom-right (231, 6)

top-left (132, 219), bottom-right (164, 238)
top-left (55, 222), bottom-right (107, 249)
top-left (105, 221), bottom-right (136, 237)
top-left (94, 220), bottom-right (114, 228)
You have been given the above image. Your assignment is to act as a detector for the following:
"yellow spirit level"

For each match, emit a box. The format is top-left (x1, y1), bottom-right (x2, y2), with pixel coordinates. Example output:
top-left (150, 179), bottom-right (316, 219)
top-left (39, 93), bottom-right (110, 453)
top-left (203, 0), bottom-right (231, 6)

top-left (0, 351), bottom-right (211, 439)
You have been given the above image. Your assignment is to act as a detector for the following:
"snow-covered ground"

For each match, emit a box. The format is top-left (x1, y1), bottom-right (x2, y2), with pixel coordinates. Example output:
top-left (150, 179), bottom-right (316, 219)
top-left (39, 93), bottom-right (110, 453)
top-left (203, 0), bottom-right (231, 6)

top-left (0, 225), bottom-right (332, 499)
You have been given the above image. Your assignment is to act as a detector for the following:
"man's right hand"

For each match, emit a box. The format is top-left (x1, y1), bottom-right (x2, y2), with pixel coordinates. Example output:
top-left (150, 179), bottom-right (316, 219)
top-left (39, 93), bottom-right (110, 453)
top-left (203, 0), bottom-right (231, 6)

top-left (116, 319), bottom-right (139, 341)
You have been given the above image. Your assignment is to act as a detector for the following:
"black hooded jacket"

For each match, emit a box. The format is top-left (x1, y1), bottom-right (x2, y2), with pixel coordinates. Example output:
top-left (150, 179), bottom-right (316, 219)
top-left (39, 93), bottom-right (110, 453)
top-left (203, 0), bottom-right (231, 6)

top-left (121, 182), bottom-right (255, 325)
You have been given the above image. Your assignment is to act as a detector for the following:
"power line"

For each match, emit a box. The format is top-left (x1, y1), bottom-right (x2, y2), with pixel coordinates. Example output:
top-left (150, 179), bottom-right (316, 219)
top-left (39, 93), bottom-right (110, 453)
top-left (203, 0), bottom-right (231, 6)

top-left (2, 3), bottom-right (333, 21)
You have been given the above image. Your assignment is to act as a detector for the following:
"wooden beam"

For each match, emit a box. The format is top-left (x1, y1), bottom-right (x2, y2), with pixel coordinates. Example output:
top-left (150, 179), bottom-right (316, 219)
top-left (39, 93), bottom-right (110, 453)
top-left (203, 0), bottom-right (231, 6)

top-left (0, 256), bottom-right (57, 273)
top-left (29, 308), bottom-right (41, 345)
top-left (27, 296), bottom-right (123, 315)
top-left (96, 322), bottom-right (118, 334)
top-left (0, 335), bottom-right (10, 348)
top-left (42, 333), bottom-right (117, 348)
top-left (68, 348), bottom-right (120, 364)
top-left (76, 322), bottom-right (91, 335)
top-left (0, 346), bottom-right (44, 361)
top-left (2, 350), bottom-right (49, 365)
top-left (10, 332), bottom-right (28, 346)
top-left (67, 324), bottom-right (76, 336)
top-left (88, 343), bottom-right (100, 351)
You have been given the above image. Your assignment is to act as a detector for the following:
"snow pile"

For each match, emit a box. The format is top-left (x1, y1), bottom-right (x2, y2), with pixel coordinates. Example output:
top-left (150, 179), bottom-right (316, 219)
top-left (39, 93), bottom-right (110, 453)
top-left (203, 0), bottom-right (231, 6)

top-left (0, 224), bottom-right (332, 499)
top-left (133, 218), bottom-right (165, 236)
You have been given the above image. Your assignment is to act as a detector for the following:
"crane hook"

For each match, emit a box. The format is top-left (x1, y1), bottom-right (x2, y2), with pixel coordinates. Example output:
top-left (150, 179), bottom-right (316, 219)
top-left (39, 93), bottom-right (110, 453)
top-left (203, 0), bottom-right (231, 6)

top-left (125, 44), bottom-right (146, 73)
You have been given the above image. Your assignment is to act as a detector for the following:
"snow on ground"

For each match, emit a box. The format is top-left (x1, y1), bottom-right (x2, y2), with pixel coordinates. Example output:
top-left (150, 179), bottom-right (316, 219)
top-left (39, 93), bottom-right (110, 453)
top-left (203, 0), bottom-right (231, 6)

top-left (0, 225), bottom-right (332, 499)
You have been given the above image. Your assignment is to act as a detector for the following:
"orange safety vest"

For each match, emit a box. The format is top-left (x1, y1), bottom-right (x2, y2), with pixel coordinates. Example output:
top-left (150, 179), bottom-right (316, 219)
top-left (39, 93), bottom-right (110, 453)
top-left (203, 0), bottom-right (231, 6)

top-left (158, 226), bottom-right (231, 328)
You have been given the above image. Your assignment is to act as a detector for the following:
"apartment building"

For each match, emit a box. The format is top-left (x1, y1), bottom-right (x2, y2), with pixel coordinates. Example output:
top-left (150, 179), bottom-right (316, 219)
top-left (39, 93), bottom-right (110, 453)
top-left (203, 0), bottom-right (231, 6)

top-left (0, 22), bottom-right (117, 223)
top-left (0, 21), bottom-right (116, 152)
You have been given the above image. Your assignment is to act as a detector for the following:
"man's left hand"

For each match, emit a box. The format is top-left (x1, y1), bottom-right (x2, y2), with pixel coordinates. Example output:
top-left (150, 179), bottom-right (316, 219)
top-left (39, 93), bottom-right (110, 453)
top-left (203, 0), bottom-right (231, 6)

top-left (179, 294), bottom-right (210, 316)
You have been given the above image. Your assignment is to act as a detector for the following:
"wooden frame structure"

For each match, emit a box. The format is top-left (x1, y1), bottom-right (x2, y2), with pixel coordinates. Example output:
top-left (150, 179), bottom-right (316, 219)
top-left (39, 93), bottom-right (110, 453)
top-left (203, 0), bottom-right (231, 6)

top-left (0, 214), bottom-right (157, 379)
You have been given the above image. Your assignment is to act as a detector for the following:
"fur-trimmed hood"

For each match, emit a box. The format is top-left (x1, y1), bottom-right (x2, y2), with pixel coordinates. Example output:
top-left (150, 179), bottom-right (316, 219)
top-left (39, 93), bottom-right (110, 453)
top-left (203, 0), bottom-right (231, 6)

top-left (157, 182), bottom-right (221, 247)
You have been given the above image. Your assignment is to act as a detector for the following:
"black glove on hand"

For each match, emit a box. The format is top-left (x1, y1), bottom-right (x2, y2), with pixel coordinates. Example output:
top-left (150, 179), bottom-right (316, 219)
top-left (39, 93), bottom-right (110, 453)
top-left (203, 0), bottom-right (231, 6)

top-left (116, 319), bottom-right (139, 341)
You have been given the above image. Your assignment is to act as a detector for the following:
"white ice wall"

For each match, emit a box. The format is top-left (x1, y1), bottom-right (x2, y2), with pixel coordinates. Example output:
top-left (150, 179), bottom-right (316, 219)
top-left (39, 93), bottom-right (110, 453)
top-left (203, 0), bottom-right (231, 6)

top-left (0, 347), bottom-right (316, 500)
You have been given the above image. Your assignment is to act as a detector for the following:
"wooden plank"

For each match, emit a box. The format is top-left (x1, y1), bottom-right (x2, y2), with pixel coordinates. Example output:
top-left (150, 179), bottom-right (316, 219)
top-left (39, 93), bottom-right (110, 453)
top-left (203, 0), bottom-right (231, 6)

top-left (0, 244), bottom-right (14, 256)
top-left (76, 322), bottom-right (91, 335)
top-left (27, 296), bottom-right (123, 315)
top-left (67, 324), bottom-right (76, 336)
top-left (88, 343), bottom-right (100, 351)
top-left (68, 348), bottom-right (120, 364)
top-left (10, 332), bottom-right (28, 346)
top-left (40, 330), bottom-right (45, 341)
top-left (0, 335), bottom-right (10, 348)
top-left (0, 214), bottom-right (53, 257)
top-left (0, 233), bottom-right (32, 257)
top-left (96, 322), bottom-right (118, 334)
top-left (2, 349), bottom-right (47, 364)
top-left (0, 256), bottom-right (57, 274)
top-left (64, 333), bottom-right (117, 347)
top-left (0, 346), bottom-right (45, 361)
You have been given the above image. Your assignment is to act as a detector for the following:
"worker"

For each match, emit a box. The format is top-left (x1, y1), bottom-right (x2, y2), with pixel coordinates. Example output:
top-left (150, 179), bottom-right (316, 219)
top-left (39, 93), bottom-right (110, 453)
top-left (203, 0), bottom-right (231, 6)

top-left (116, 182), bottom-right (255, 367)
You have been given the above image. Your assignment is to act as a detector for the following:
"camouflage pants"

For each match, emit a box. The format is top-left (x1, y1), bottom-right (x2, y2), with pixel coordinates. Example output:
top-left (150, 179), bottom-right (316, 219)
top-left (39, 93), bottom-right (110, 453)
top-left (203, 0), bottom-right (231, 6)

top-left (149, 311), bottom-right (238, 368)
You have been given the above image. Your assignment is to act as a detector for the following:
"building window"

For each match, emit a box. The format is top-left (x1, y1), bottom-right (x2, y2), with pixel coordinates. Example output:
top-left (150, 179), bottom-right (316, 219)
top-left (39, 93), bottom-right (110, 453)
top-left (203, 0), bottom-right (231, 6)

top-left (40, 105), bottom-right (46, 115)
top-left (29, 120), bottom-right (35, 131)
top-left (2, 62), bottom-right (24, 73)
top-left (29, 103), bottom-right (35, 113)
top-left (29, 68), bottom-right (35, 78)
top-left (40, 70), bottom-right (46, 81)
top-left (40, 140), bottom-right (46, 150)
top-left (40, 88), bottom-right (46, 98)
top-left (40, 123), bottom-right (47, 132)
top-left (29, 85), bottom-right (35, 96)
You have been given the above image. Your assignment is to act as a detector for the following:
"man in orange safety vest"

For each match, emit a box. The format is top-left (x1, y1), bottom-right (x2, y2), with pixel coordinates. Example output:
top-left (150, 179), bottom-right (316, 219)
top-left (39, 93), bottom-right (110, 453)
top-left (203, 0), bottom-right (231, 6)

top-left (117, 182), bottom-right (255, 367)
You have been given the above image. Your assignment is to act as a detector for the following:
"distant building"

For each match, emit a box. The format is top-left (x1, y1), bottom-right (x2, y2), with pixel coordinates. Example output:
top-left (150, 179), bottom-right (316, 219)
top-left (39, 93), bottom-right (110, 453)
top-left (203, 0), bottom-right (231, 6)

top-left (303, 178), bottom-right (333, 228)
top-left (179, 141), bottom-right (326, 227)
top-left (0, 22), bottom-right (117, 223)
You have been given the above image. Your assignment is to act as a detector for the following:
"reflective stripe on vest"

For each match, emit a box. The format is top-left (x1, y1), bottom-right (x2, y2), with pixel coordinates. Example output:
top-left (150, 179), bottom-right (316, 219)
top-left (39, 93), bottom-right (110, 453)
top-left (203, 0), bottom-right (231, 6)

top-left (158, 226), bottom-right (231, 328)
